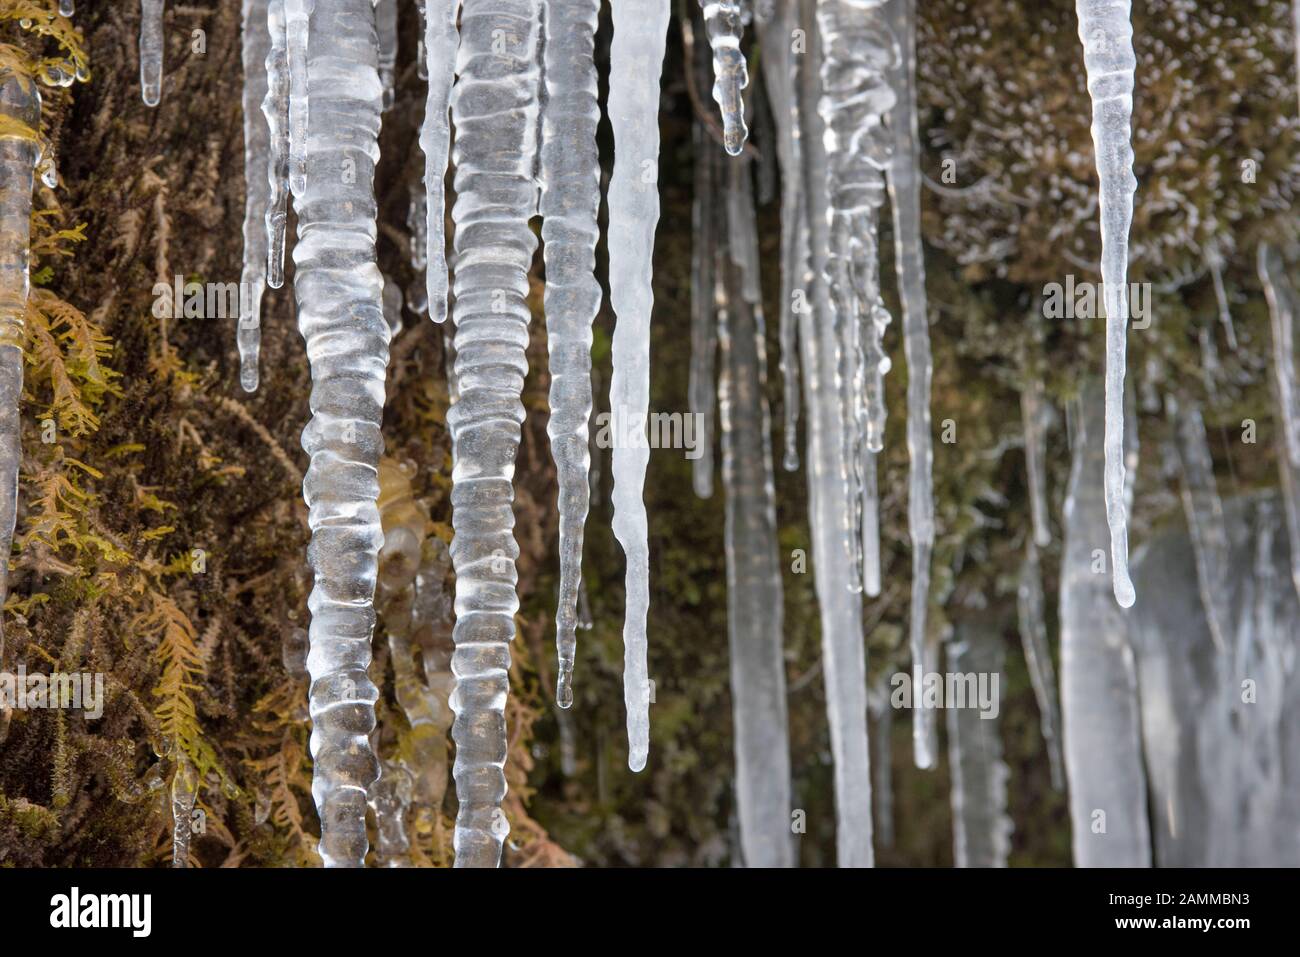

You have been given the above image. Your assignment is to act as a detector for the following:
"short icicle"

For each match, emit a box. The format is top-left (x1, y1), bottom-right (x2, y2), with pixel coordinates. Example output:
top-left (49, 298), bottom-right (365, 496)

top-left (140, 0), bottom-right (165, 107)
top-left (419, 0), bottom-right (459, 324)
top-left (696, 1), bottom-right (749, 156)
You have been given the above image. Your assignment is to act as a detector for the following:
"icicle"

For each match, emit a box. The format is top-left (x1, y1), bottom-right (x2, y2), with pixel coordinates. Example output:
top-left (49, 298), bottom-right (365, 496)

top-left (689, 122), bottom-right (719, 499)
top-left (0, 69), bottom-right (42, 669)
top-left (286, 0), bottom-right (315, 199)
top-left (1060, 379), bottom-right (1150, 866)
top-left (1017, 540), bottom-right (1065, 790)
top-left (861, 448), bottom-right (880, 596)
top-left (447, 0), bottom-right (542, 866)
top-left (169, 756), bottom-right (199, 868)
top-left (796, 0), bottom-right (873, 866)
top-left (239, 0), bottom-right (272, 393)
top-left (1206, 246), bottom-right (1238, 351)
top-left (818, 0), bottom-right (897, 591)
top-left (885, 0), bottom-right (936, 766)
top-left (263, 0), bottom-right (291, 289)
top-left (375, 0), bottom-right (397, 112)
top-left (292, 0), bottom-right (389, 868)
top-left (1075, 0), bottom-right (1138, 609)
top-left (1258, 244), bottom-right (1300, 602)
top-left (420, 1), bottom-right (459, 324)
top-left (1166, 395), bottom-right (1231, 655)
top-left (540, 0), bottom-right (601, 709)
top-left (697, 1), bottom-right (749, 156)
top-left (1021, 378), bottom-right (1052, 547)
top-left (867, 678), bottom-right (893, 850)
top-left (368, 762), bottom-right (413, 866)
top-left (607, 0), bottom-right (669, 773)
top-left (946, 621), bottom-right (1012, 867)
top-left (754, 1), bottom-right (805, 472)
top-left (406, 172), bottom-right (428, 315)
top-left (140, 0), bottom-right (165, 107)
top-left (719, 157), bottom-right (792, 868)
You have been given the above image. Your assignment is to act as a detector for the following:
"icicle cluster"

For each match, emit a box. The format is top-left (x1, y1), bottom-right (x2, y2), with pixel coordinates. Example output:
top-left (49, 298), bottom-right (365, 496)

top-left (292, 0), bottom-right (389, 868)
top-left (1075, 0), bottom-right (1138, 609)
top-left (446, 0), bottom-right (542, 866)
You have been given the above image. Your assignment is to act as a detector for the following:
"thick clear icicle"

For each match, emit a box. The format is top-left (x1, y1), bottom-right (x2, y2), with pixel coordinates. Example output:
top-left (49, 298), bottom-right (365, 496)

top-left (447, 0), bottom-right (542, 866)
top-left (286, 0), bottom-right (315, 199)
top-left (375, 0), bottom-right (397, 111)
top-left (796, 1), bottom-right (873, 866)
top-left (140, 1), bottom-right (165, 107)
top-left (540, 0), bottom-right (601, 709)
top-left (263, 0), bottom-right (290, 289)
top-left (1017, 540), bottom-right (1065, 790)
top-left (1021, 377), bottom-right (1053, 547)
top-left (689, 121), bottom-right (719, 499)
top-left (292, 0), bottom-right (389, 868)
top-left (0, 70), bottom-right (41, 668)
top-left (1166, 395), bottom-right (1231, 655)
top-left (420, 0), bottom-right (459, 323)
top-left (1060, 379), bottom-right (1150, 866)
top-left (239, 0), bottom-right (272, 393)
top-left (607, 0), bottom-right (669, 773)
top-left (754, 1), bottom-right (804, 473)
top-left (1075, 0), bottom-right (1138, 609)
top-left (697, 1), bottom-right (749, 156)
top-left (719, 157), bottom-right (792, 868)
top-left (946, 620), bottom-right (1013, 867)
top-left (1258, 243), bottom-right (1300, 602)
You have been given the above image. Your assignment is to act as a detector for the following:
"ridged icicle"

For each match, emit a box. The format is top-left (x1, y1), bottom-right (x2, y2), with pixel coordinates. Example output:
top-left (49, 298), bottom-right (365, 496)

top-left (540, 0), bottom-right (601, 708)
top-left (419, 0), bottom-right (459, 323)
top-left (447, 0), bottom-right (542, 866)
top-left (292, 0), bottom-right (389, 868)
top-left (607, 0), bottom-right (670, 773)
top-left (263, 0), bottom-right (290, 289)
top-left (239, 0), bottom-right (272, 392)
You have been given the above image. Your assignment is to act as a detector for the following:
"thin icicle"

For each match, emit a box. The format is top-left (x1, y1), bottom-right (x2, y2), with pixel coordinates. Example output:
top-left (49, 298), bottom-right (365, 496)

top-left (239, 0), bottom-right (272, 393)
top-left (140, 1), bottom-right (165, 107)
top-left (946, 622), bottom-right (1012, 867)
top-left (420, 1), bottom-right (459, 324)
top-left (1021, 377), bottom-right (1053, 547)
top-left (376, 0), bottom-right (397, 111)
top-left (867, 679), bottom-right (893, 850)
top-left (1075, 0), bottom-right (1138, 609)
top-left (0, 69), bottom-right (42, 669)
top-left (689, 121), bottom-right (719, 499)
top-left (608, 0), bottom-right (670, 773)
top-left (861, 448), bottom-right (880, 597)
top-left (1017, 540), bottom-right (1065, 790)
top-left (1258, 243), bottom-right (1300, 602)
top-left (263, 0), bottom-right (290, 289)
top-left (797, 0), bottom-right (872, 866)
top-left (1166, 395), bottom-right (1231, 655)
top-left (697, 1), bottom-right (749, 156)
top-left (286, 0), bottom-right (315, 199)
top-left (293, 0), bottom-right (388, 868)
top-left (447, 0), bottom-right (542, 866)
top-left (719, 157), bottom-right (792, 868)
top-left (1206, 246), bottom-right (1238, 351)
top-left (540, 0), bottom-right (601, 709)
top-left (754, 0), bottom-right (804, 472)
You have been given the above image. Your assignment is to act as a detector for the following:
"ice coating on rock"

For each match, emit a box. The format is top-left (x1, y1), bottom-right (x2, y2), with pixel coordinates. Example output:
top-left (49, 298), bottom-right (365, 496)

top-left (239, 0), bottom-right (272, 393)
top-left (1258, 244), bottom-right (1300, 602)
top-left (754, 1), bottom-right (804, 473)
top-left (140, 1), bottom-right (165, 107)
top-left (797, 1), bottom-right (873, 866)
top-left (263, 0), bottom-right (290, 289)
top-left (291, 0), bottom-right (388, 867)
top-left (608, 0), bottom-right (669, 774)
top-left (420, 0), bottom-right (459, 323)
top-left (946, 621), bottom-right (1012, 867)
top-left (1021, 378), bottom-right (1052, 547)
top-left (1060, 379), bottom-right (1150, 866)
top-left (719, 156), bottom-right (792, 867)
top-left (1075, 0), bottom-right (1138, 609)
top-left (689, 121), bottom-right (719, 499)
top-left (697, 1), bottom-right (749, 156)
top-left (447, 0), bottom-right (541, 865)
top-left (1166, 396), bottom-right (1231, 655)
top-left (1017, 540), bottom-right (1065, 790)
top-left (286, 0), bottom-right (315, 199)
top-left (0, 71), bottom-right (41, 667)
top-left (540, 0), bottom-right (601, 708)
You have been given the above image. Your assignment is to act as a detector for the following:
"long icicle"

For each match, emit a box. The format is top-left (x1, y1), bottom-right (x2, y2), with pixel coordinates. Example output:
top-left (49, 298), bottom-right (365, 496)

top-left (1075, 0), bottom-right (1138, 608)
top-left (293, 0), bottom-right (388, 868)
top-left (447, 0), bottom-right (542, 866)
top-left (696, 1), bottom-right (749, 156)
top-left (140, 0), bottom-right (165, 107)
top-left (420, 0), bottom-right (459, 324)
top-left (608, 0), bottom-right (670, 773)
top-left (239, 0), bottom-right (272, 392)
top-left (1017, 539), bottom-right (1065, 790)
top-left (1258, 243), bottom-right (1300, 602)
top-left (263, 0), bottom-right (290, 289)
top-left (540, 0), bottom-right (601, 708)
